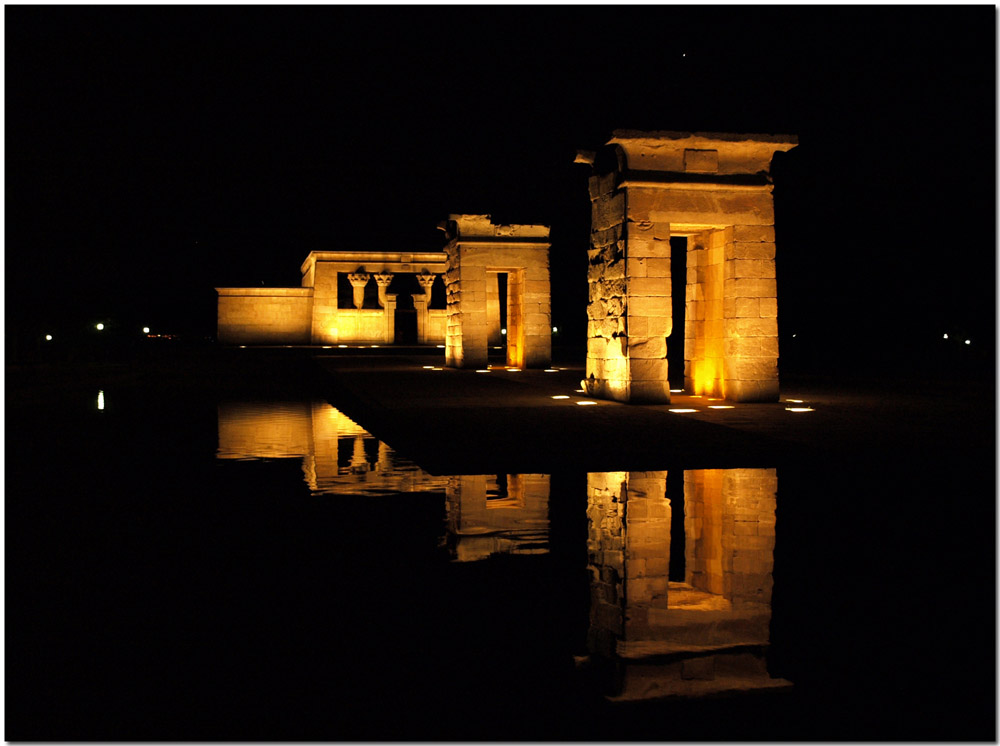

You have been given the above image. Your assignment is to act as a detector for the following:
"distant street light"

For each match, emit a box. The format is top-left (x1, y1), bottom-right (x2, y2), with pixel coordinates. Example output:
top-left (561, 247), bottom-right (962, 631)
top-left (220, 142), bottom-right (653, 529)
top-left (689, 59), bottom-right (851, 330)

top-left (501, 328), bottom-right (507, 335)
top-left (96, 323), bottom-right (105, 331)
top-left (143, 327), bottom-right (150, 334)
top-left (45, 334), bottom-right (53, 341)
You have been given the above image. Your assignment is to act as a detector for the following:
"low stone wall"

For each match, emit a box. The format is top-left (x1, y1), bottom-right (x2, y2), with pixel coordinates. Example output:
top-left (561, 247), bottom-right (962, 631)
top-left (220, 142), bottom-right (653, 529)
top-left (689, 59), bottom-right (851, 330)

top-left (216, 288), bottom-right (313, 345)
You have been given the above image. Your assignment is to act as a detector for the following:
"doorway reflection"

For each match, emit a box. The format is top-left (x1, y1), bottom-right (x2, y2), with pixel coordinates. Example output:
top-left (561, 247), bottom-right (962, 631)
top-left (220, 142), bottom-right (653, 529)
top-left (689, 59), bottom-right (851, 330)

top-left (216, 400), bottom-right (551, 562)
top-left (585, 469), bottom-right (790, 700)
top-left (443, 474), bottom-right (550, 562)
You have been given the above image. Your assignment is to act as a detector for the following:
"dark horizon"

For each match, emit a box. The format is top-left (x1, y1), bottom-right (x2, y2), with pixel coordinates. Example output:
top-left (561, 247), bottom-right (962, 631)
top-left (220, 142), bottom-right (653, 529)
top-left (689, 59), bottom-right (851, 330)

top-left (6, 6), bottom-right (996, 375)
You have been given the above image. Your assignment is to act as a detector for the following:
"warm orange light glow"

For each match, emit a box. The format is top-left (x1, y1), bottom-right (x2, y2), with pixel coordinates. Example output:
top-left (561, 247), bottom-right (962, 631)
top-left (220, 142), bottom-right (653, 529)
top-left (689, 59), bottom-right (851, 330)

top-left (544, 369), bottom-right (557, 372)
top-left (322, 345), bottom-right (332, 349)
top-left (551, 395), bottom-right (570, 399)
top-left (577, 400), bottom-right (597, 406)
top-left (785, 399), bottom-right (803, 403)
top-left (338, 344), bottom-right (348, 348)
top-left (708, 405), bottom-right (734, 409)
top-left (669, 408), bottom-right (698, 413)
top-left (423, 365), bottom-right (434, 369)
top-left (475, 369), bottom-right (491, 373)
top-left (785, 407), bottom-right (814, 412)
top-left (507, 367), bottom-right (521, 372)
top-left (575, 389), bottom-right (586, 393)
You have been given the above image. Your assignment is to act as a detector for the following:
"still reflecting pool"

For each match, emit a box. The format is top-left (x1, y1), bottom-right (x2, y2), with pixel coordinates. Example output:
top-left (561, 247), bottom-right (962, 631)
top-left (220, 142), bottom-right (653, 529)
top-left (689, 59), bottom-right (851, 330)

top-left (217, 398), bottom-right (786, 699)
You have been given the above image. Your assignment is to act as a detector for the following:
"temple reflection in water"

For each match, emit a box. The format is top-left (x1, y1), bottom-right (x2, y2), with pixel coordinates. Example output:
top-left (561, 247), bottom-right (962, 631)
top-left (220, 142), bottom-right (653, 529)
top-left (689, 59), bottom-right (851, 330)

top-left (216, 400), bottom-right (788, 700)
top-left (216, 401), bottom-right (549, 562)
top-left (585, 469), bottom-right (789, 700)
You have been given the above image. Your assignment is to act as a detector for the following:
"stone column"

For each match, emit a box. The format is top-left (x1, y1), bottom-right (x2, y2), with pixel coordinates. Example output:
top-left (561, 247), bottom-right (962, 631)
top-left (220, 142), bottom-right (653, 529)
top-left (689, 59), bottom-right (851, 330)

top-left (349, 435), bottom-right (369, 474)
top-left (383, 293), bottom-right (397, 344)
top-left (374, 273), bottom-right (394, 308)
top-left (347, 273), bottom-right (370, 309)
top-left (414, 274), bottom-right (436, 344)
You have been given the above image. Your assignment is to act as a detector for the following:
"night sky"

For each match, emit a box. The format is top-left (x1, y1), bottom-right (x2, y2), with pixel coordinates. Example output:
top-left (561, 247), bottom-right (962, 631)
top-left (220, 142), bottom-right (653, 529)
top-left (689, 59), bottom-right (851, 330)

top-left (7, 6), bottom-right (996, 373)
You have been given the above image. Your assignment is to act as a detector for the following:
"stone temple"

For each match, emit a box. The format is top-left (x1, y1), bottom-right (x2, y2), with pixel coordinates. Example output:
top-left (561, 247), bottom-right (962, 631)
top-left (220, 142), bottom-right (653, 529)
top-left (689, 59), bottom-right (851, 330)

top-left (216, 214), bottom-right (552, 369)
top-left (578, 130), bottom-right (798, 403)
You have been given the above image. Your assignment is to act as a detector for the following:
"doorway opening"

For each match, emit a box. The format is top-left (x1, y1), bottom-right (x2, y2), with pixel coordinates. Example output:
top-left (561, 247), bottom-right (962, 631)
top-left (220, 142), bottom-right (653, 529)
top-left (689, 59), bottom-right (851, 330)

top-left (668, 236), bottom-right (688, 390)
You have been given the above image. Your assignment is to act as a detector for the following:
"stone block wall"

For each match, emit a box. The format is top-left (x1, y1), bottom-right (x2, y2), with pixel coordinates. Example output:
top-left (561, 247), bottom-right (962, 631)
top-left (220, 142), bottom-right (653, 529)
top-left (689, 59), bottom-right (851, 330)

top-left (583, 131), bottom-right (796, 403)
top-left (586, 468), bottom-right (780, 687)
top-left (685, 468), bottom-right (777, 608)
top-left (308, 261), bottom-right (339, 344)
top-left (443, 215), bottom-right (551, 369)
top-left (216, 288), bottom-right (313, 344)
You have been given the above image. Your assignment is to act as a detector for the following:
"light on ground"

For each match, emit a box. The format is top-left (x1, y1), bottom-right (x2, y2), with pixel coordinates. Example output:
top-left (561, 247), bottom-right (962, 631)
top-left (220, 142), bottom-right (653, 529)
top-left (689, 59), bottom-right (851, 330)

top-left (338, 345), bottom-right (348, 348)
top-left (544, 369), bottom-right (557, 373)
top-left (507, 368), bottom-right (521, 372)
top-left (708, 405), bottom-right (735, 409)
top-left (423, 366), bottom-right (434, 369)
top-left (551, 395), bottom-right (570, 400)
top-left (669, 388), bottom-right (684, 393)
top-left (786, 407), bottom-right (814, 412)
top-left (322, 345), bottom-right (332, 349)
top-left (96, 323), bottom-right (105, 331)
top-left (437, 345), bottom-right (445, 348)
top-left (574, 389), bottom-right (586, 393)
top-left (45, 334), bottom-right (52, 341)
top-left (475, 369), bottom-right (490, 373)
top-left (786, 399), bottom-right (804, 403)
top-left (576, 401), bottom-right (597, 406)
top-left (669, 408), bottom-right (698, 413)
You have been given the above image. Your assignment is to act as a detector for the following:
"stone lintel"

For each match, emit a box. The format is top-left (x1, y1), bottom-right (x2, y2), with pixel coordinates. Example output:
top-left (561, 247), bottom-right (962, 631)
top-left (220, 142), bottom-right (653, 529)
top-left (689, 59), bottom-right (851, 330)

top-left (216, 287), bottom-right (314, 297)
top-left (446, 213), bottom-right (551, 241)
top-left (300, 251), bottom-right (448, 276)
top-left (608, 131), bottom-right (797, 176)
top-left (619, 170), bottom-right (773, 190)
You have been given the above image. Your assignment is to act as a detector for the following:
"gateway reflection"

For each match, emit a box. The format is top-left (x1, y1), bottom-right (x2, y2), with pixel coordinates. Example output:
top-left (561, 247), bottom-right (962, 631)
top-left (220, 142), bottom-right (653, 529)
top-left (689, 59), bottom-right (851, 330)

top-left (585, 469), bottom-right (789, 700)
top-left (216, 400), bottom-right (550, 562)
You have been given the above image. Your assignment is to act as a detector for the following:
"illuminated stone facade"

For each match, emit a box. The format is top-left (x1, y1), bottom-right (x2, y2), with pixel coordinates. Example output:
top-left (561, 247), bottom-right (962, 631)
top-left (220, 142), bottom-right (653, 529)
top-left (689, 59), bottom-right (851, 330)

top-left (216, 251), bottom-right (448, 345)
top-left (439, 215), bottom-right (552, 369)
top-left (580, 131), bottom-right (797, 403)
top-left (585, 468), bottom-right (789, 700)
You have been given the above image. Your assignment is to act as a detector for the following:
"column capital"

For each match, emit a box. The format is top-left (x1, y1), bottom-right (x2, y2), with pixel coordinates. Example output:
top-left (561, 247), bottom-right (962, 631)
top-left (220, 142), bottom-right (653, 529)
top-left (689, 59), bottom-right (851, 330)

top-left (374, 272), bottom-right (395, 287)
top-left (347, 272), bottom-right (371, 288)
